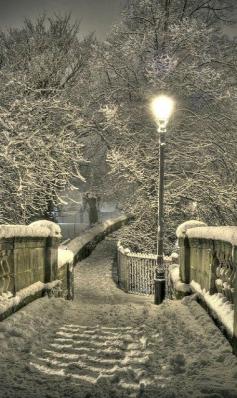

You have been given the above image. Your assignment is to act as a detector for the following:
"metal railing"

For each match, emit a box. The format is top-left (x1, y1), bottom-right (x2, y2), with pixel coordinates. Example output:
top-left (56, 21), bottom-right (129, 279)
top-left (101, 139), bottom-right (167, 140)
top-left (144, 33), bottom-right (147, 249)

top-left (117, 242), bottom-right (172, 296)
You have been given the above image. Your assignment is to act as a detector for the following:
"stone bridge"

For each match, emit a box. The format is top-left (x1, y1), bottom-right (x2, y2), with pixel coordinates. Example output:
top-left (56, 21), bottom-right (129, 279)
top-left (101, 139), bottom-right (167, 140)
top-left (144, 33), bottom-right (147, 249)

top-left (0, 236), bottom-right (237, 398)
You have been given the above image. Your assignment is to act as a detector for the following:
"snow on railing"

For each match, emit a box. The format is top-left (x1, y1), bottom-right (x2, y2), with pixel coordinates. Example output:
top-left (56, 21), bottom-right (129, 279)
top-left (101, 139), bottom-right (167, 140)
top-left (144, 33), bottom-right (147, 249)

top-left (176, 220), bottom-right (237, 354)
top-left (177, 222), bottom-right (236, 305)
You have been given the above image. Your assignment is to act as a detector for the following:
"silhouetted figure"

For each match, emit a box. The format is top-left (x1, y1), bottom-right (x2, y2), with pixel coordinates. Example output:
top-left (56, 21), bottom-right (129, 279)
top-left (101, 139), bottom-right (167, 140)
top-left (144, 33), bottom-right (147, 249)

top-left (83, 192), bottom-right (99, 226)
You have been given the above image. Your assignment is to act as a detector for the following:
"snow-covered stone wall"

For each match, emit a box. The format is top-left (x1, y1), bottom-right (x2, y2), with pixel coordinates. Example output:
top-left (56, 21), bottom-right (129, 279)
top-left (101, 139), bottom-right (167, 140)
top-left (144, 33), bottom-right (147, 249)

top-left (0, 223), bottom-right (61, 296)
top-left (0, 216), bottom-right (130, 321)
top-left (176, 220), bottom-right (207, 238)
top-left (176, 220), bottom-right (237, 355)
top-left (0, 220), bottom-right (62, 240)
top-left (0, 221), bottom-right (62, 320)
top-left (66, 215), bottom-right (130, 263)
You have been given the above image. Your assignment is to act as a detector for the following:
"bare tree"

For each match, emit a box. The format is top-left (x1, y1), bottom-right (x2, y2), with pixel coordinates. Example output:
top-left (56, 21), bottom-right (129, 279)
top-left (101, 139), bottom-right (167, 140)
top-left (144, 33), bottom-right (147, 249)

top-left (0, 15), bottom-right (95, 223)
top-left (88, 0), bottom-right (237, 253)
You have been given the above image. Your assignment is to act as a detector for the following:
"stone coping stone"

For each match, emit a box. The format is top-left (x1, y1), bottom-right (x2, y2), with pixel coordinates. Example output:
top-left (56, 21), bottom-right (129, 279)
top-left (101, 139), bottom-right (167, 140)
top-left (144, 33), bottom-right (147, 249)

top-left (0, 220), bottom-right (61, 239)
top-left (186, 226), bottom-right (237, 246)
top-left (66, 215), bottom-right (130, 262)
top-left (0, 280), bottom-right (62, 321)
top-left (176, 220), bottom-right (207, 238)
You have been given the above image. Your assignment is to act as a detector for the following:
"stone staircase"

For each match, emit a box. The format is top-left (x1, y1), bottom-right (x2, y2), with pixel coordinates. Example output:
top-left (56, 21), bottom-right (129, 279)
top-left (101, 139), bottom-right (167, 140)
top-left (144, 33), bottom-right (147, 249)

top-left (30, 323), bottom-right (155, 396)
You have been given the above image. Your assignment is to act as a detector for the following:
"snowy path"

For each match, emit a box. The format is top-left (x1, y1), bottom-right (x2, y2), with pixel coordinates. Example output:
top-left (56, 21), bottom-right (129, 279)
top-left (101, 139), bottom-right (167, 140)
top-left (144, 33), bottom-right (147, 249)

top-left (0, 239), bottom-right (237, 398)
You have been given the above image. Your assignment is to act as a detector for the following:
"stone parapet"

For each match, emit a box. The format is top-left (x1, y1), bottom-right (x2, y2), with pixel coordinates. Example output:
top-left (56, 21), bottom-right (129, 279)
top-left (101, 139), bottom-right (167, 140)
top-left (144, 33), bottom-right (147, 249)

top-left (176, 220), bottom-right (237, 355)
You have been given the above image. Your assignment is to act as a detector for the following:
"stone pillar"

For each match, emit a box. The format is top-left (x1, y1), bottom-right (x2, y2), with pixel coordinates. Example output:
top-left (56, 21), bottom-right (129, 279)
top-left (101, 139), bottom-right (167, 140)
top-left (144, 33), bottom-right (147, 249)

top-left (179, 236), bottom-right (190, 284)
top-left (209, 242), bottom-right (217, 295)
top-left (66, 261), bottom-right (74, 300)
top-left (45, 237), bottom-right (60, 283)
top-left (232, 246), bottom-right (237, 355)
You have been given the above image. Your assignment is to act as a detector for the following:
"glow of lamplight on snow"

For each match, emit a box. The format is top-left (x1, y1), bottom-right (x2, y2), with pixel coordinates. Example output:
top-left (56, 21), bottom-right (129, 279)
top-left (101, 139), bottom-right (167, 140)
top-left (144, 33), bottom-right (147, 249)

top-left (151, 95), bottom-right (174, 123)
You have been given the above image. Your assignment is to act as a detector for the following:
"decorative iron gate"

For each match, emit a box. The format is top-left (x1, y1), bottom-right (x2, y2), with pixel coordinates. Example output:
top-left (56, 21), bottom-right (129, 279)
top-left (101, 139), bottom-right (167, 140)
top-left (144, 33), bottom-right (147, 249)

top-left (117, 242), bottom-right (171, 296)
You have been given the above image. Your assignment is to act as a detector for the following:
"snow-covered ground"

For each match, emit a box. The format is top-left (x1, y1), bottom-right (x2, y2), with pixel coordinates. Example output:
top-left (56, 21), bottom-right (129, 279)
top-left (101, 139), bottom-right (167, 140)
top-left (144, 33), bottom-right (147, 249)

top-left (0, 239), bottom-right (236, 398)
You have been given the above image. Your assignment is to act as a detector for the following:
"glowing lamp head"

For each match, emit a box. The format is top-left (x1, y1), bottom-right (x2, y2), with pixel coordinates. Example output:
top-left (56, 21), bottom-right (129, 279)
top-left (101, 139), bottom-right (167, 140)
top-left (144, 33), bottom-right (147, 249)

top-left (151, 95), bottom-right (174, 128)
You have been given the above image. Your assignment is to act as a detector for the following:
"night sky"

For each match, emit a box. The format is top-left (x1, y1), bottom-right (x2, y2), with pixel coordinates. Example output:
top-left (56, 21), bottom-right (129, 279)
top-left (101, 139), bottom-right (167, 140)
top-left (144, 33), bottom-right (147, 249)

top-left (0, 0), bottom-right (127, 39)
top-left (0, 0), bottom-right (236, 39)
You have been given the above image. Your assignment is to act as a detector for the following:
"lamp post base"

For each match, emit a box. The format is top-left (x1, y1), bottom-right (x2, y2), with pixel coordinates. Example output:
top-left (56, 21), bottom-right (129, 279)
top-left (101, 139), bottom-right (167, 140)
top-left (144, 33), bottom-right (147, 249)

top-left (154, 268), bottom-right (165, 305)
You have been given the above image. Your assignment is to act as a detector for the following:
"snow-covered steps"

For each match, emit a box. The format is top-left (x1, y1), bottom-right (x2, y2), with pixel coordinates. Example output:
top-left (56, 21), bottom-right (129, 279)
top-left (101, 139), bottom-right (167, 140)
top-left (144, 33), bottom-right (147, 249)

top-left (30, 323), bottom-right (156, 396)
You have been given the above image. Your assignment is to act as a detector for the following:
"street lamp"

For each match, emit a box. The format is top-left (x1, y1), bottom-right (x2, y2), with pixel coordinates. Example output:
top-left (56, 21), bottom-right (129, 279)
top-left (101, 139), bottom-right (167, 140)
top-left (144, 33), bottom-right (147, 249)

top-left (151, 95), bottom-right (174, 305)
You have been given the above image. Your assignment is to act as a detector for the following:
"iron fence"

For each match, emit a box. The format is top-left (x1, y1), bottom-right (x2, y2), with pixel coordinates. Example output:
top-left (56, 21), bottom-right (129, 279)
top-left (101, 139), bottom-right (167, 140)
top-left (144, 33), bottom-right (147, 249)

top-left (117, 242), bottom-right (172, 296)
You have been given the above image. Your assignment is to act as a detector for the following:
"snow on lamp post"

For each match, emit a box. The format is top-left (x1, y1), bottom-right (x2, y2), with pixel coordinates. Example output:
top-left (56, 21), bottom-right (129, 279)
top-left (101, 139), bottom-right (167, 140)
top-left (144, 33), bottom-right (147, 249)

top-left (151, 95), bottom-right (174, 305)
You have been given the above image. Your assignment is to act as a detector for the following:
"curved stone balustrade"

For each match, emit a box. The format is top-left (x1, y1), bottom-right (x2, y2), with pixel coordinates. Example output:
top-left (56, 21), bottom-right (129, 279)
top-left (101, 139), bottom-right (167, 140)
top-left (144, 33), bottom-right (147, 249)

top-left (176, 220), bottom-right (237, 355)
top-left (0, 215), bottom-right (130, 321)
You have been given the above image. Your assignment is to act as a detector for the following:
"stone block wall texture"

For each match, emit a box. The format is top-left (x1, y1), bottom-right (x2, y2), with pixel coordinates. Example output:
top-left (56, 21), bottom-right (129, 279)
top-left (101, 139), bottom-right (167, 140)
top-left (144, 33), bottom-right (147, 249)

top-left (233, 247), bottom-right (237, 355)
top-left (57, 262), bottom-right (68, 291)
top-left (117, 249), bottom-right (130, 292)
top-left (0, 216), bottom-right (130, 319)
top-left (177, 222), bottom-right (237, 355)
top-left (0, 238), bottom-right (14, 295)
top-left (0, 236), bottom-right (60, 296)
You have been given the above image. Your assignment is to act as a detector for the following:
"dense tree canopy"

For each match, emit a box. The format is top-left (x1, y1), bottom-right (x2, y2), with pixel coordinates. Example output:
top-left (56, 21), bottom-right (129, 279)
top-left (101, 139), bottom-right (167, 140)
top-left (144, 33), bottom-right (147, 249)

top-left (0, 15), bottom-right (94, 223)
top-left (0, 3), bottom-right (236, 255)
top-left (88, 0), bottom-right (237, 253)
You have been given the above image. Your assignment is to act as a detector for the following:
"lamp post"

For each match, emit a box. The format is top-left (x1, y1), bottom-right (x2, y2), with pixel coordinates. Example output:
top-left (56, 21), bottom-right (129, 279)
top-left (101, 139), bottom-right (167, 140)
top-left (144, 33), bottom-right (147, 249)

top-left (151, 95), bottom-right (174, 305)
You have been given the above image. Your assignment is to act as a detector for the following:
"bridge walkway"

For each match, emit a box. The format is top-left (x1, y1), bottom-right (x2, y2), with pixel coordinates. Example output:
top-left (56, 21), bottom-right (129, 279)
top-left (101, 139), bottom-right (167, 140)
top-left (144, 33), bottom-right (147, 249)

top-left (0, 239), bottom-right (236, 398)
